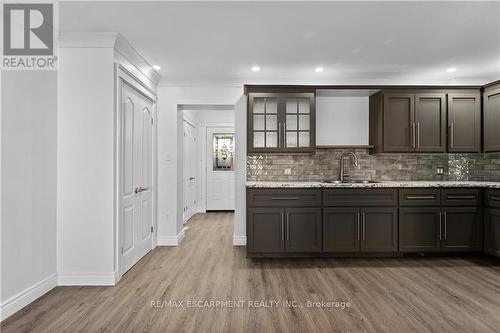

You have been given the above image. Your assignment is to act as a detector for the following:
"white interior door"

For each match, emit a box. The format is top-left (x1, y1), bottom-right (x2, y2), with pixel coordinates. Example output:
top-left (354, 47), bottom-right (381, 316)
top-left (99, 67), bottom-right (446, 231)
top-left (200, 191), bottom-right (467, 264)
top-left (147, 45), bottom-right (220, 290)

top-left (206, 127), bottom-right (235, 210)
top-left (120, 81), bottom-right (154, 275)
top-left (183, 120), bottom-right (197, 223)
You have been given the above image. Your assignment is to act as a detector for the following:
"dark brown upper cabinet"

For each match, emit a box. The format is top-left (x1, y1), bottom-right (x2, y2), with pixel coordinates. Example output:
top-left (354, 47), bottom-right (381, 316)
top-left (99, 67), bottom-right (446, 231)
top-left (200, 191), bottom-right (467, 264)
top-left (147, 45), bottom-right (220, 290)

top-left (370, 91), bottom-right (446, 153)
top-left (248, 92), bottom-right (315, 153)
top-left (484, 83), bottom-right (500, 152)
top-left (382, 93), bottom-right (414, 152)
top-left (414, 94), bottom-right (446, 152)
top-left (447, 93), bottom-right (481, 153)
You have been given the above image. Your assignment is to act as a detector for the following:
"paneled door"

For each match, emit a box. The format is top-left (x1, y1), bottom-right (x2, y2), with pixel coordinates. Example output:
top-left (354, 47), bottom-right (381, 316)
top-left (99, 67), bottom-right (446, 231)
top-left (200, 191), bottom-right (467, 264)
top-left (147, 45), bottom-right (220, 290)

top-left (382, 94), bottom-right (414, 152)
top-left (206, 127), bottom-right (235, 210)
top-left (183, 120), bottom-right (197, 223)
top-left (414, 94), bottom-right (446, 152)
top-left (120, 81), bottom-right (154, 275)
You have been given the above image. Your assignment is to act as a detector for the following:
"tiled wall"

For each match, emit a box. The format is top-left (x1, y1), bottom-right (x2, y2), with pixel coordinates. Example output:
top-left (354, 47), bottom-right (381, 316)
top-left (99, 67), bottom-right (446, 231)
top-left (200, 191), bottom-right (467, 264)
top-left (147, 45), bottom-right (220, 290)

top-left (247, 149), bottom-right (500, 182)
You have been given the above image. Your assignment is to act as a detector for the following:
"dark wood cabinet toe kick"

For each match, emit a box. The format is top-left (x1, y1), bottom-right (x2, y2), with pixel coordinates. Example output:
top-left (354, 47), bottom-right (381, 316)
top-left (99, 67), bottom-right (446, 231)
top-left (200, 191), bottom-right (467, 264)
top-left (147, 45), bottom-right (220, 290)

top-left (246, 187), bottom-right (495, 258)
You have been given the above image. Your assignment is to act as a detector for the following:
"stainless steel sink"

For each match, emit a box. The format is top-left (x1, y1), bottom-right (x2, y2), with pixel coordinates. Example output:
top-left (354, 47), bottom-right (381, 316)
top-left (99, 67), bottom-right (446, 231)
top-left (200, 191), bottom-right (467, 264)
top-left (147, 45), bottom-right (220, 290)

top-left (321, 180), bottom-right (381, 184)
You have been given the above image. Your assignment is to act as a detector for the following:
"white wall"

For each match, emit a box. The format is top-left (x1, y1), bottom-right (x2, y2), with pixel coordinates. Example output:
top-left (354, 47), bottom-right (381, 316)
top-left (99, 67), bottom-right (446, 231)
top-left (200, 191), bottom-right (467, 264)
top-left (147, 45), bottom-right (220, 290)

top-left (57, 47), bottom-right (116, 284)
top-left (157, 86), bottom-right (243, 245)
top-left (1, 71), bottom-right (58, 319)
top-left (316, 96), bottom-right (369, 146)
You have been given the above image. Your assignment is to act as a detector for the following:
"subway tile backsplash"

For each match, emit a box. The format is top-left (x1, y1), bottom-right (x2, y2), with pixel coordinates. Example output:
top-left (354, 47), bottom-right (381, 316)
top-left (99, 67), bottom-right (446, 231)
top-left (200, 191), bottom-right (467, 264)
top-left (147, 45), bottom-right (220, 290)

top-left (247, 149), bottom-right (500, 182)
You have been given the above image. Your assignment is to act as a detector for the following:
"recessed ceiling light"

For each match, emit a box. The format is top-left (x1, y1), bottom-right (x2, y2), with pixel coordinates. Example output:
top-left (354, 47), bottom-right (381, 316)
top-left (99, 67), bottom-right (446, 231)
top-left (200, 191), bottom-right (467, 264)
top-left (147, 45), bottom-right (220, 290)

top-left (315, 67), bottom-right (324, 73)
top-left (446, 67), bottom-right (456, 73)
top-left (153, 65), bottom-right (161, 71)
top-left (251, 66), bottom-right (260, 72)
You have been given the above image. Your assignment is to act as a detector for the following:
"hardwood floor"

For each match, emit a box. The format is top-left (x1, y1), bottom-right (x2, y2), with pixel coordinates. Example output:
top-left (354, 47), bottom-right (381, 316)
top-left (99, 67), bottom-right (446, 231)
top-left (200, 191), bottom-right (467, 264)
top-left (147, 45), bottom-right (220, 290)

top-left (2, 212), bottom-right (500, 332)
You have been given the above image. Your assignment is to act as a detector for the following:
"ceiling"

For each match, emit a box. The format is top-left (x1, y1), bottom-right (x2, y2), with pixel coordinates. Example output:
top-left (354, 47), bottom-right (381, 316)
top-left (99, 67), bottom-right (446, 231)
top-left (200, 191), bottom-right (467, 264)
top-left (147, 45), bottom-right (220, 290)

top-left (59, 1), bottom-right (500, 85)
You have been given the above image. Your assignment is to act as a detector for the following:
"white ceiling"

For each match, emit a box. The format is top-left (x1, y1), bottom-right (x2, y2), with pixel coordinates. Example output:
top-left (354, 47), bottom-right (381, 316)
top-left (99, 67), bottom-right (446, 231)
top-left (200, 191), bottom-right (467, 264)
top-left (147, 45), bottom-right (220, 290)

top-left (60, 1), bottom-right (500, 85)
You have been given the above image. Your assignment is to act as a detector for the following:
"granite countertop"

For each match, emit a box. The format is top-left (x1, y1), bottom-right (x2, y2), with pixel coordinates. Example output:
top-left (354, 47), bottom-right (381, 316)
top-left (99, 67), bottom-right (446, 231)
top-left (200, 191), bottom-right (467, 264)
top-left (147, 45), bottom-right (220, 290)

top-left (246, 180), bottom-right (500, 189)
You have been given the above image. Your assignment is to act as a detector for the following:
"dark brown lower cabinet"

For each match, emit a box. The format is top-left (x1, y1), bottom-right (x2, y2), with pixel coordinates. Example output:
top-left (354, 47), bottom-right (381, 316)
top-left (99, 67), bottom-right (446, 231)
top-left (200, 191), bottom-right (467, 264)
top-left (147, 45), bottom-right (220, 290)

top-left (361, 208), bottom-right (398, 252)
top-left (323, 208), bottom-right (359, 252)
top-left (247, 208), bottom-right (284, 254)
top-left (441, 207), bottom-right (482, 251)
top-left (399, 207), bottom-right (482, 252)
top-left (323, 207), bottom-right (397, 253)
top-left (247, 207), bottom-right (321, 254)
top-left (285, 208), bottom-right (322, 253)
top-left (399, 207), bottom-right (441, 252)
top-left (485, 208), bottom-right (500, 257)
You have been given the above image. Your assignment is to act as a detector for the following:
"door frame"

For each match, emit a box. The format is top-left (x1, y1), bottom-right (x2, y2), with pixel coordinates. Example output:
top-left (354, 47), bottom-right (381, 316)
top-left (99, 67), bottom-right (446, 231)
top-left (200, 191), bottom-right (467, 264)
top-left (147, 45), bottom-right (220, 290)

top-left (114, 65), bottom-right (158, 281)
top-left (205, 125), bottom-right (235, 211)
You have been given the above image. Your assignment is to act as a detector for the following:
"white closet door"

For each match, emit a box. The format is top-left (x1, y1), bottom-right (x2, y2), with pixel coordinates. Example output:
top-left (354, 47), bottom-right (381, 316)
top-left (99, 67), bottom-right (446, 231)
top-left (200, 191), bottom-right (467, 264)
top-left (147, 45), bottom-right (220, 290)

top-left (120, 81), bottom-right (154, 275)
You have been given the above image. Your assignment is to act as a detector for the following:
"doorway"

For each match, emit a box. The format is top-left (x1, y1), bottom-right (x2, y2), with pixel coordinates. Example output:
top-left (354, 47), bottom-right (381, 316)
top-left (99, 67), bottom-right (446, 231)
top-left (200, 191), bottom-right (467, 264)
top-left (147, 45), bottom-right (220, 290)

top-left (206, 127), bottom-right (235, 210)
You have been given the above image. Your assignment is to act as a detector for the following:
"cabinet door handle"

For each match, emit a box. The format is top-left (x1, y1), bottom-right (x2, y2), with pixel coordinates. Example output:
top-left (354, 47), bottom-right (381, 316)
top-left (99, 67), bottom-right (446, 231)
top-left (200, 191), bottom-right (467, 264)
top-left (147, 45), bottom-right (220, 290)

top-left (444, 212), bottom-right (447, 241)
top-left (450, 122), bottom-right (454, 149)
top-left (281, 212), bottom-right (285, 241)
top-left (412, 122), bottom-right (416, 149)
top-left (272, 197), bottom-right (299, 200)
top-left (406, 195), bottom-right (436, 200)
top-left (278, 123), bottom-right (282, 148)
top-left (362, 212), bottom-right (366, 241)
top-left (438, 212), bottom-right (442, 241)
top-left (357, 212), bottom-right (360, 241)
top-left (417, 122), bottom-right (420, 149)
top-left (490, 196), bottom-right (500, 202)
top-left (286, 212), bottom-right (290, 241)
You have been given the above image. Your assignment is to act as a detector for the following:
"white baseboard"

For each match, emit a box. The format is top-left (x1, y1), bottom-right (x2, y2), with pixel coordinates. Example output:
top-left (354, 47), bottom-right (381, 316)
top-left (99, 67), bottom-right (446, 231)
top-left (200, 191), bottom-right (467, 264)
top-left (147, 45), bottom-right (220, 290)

top-left (0, 273), bottom-right (57, 321)
top-left (57, 272), bottom-right (117, 286)
top-left (157, 228), bottom-right (186, 246)
top-left (233, 235), bottom-right (247, 246)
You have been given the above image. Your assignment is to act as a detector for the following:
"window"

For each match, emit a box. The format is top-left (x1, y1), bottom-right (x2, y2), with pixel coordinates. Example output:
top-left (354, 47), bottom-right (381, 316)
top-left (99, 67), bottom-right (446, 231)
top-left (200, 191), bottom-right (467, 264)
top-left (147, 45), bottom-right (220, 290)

top-left (213, 133), bottom-right (234, 171)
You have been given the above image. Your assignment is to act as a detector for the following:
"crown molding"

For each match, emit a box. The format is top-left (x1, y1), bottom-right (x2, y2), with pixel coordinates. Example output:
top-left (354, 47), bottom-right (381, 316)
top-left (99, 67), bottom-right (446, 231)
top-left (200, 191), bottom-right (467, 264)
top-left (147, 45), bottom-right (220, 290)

top-left (59, 32), bottom-right (161, 89)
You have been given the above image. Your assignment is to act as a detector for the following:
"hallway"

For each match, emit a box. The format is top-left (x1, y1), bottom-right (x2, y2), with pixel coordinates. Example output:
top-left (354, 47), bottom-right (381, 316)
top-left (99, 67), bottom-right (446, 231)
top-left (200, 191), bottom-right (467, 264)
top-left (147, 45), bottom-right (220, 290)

top-left (2, 212), bottom-right (500, 332)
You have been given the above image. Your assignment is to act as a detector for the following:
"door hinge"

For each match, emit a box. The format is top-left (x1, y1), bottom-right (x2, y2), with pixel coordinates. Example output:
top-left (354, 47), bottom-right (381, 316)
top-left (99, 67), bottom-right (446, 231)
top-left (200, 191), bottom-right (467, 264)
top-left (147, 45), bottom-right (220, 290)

top-left (151, 226), bottom-right (154, 233)
top-left (121, 246), bottom-right (124, 255)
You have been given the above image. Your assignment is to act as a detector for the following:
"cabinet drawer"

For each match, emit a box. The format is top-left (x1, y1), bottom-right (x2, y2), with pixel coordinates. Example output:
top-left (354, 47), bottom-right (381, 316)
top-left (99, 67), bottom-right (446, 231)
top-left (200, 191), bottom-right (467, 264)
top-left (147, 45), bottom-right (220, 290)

top-left (399, 188), bottom-right (440, 206)
top-left (486, 189), bottom-right (500, 208)
top-left (247, 189), bottom-right (321, 207)
top-left (323, 189), bottom-right (398, 207)
top-left (441, 188), bottom-right (482, 206)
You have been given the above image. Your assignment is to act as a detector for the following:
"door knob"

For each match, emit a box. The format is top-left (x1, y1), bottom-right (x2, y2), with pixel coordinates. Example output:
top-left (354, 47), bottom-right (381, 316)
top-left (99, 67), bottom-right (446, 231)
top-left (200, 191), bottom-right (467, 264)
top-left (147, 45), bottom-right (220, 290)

top-left (135, 185), bottom-right (148, 193)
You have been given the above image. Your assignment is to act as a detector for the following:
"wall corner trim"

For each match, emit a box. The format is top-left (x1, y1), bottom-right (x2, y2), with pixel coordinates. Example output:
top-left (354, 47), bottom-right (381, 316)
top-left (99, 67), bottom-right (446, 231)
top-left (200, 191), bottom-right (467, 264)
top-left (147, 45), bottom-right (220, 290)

top-left (157, 228), bottom-right (186, 246)
top-left (57, 272), bottom-right (117, 286)
top-left (0, 274), bottom-right (57, 321)
top-left (233, 235), bottom-right (247, 246)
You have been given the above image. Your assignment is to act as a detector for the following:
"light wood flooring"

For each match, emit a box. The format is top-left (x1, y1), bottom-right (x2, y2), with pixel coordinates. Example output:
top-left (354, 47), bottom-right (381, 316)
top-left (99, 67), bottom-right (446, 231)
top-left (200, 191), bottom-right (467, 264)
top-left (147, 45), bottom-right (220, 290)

top-left (2, 212), bottom-right (500, 332)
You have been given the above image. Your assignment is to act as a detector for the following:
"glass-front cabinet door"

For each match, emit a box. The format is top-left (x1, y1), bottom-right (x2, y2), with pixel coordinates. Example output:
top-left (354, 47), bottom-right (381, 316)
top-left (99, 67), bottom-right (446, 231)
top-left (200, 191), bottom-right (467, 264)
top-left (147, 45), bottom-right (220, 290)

top-left (250, 95), bottom-right (279, 149)
top-left (248, 92), bottom-right (315, 153)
